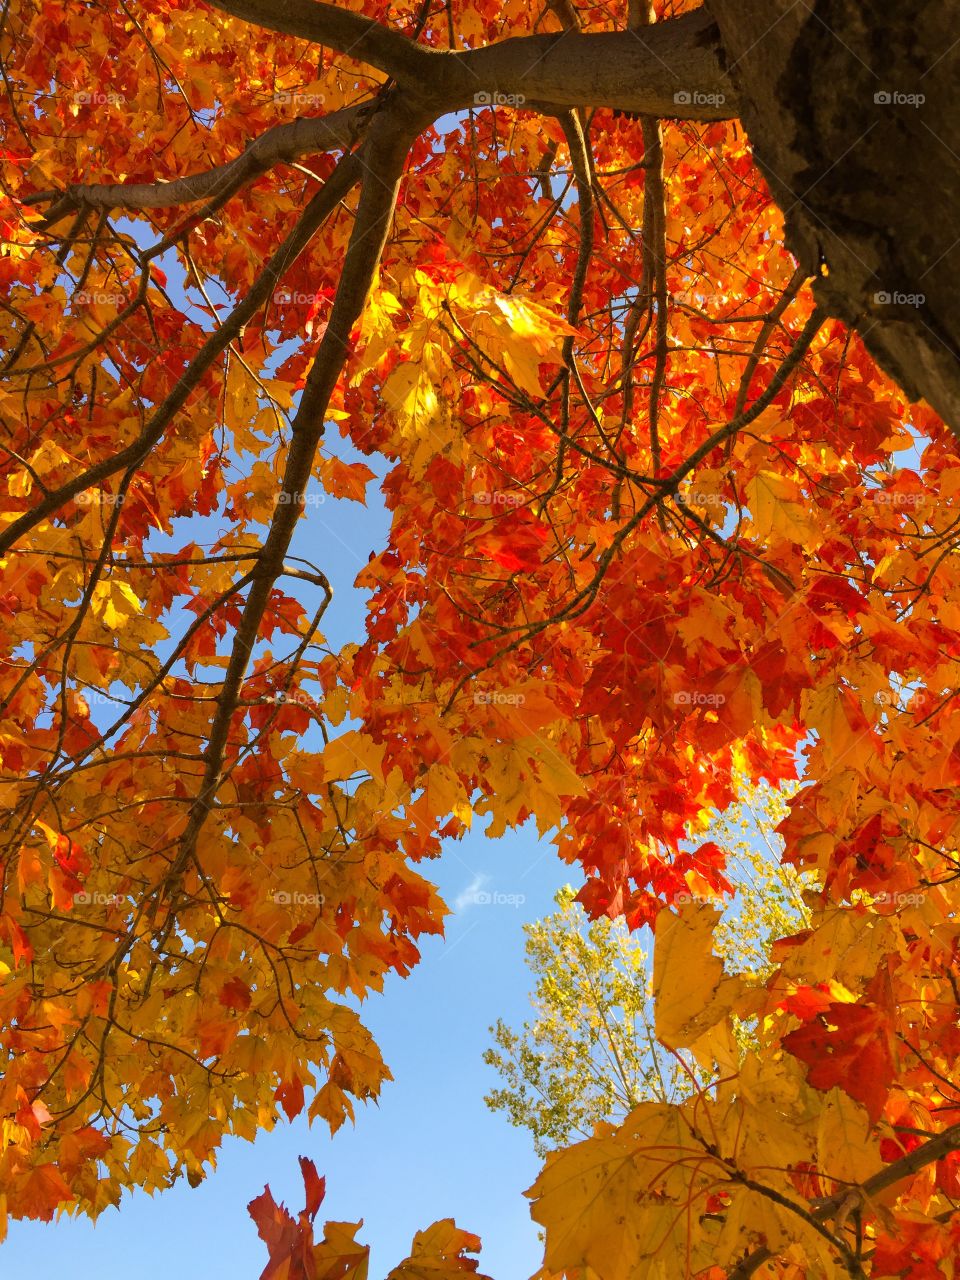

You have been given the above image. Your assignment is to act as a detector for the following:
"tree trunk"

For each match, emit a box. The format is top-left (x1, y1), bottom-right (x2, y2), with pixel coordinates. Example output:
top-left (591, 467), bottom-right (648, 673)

top-left (706, 0), bottom-right (960, 430)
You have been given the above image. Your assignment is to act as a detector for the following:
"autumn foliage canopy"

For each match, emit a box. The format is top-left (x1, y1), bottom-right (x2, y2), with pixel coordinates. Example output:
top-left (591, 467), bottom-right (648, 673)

top-left (2, 0), bottom-right (960, 1275)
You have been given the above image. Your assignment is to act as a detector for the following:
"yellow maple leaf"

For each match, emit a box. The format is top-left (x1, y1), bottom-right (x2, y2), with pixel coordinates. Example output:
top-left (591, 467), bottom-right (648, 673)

top-left (322, 731), bottom-right (386, 784)
top-left (653, 901), bottom-right (745, 1049)
top-left (387, 1219), bottom-right (491, 1280)
top-left (817, 1088), bottom-right (883, 1186)
top-left (90, 580), bottom-right (142, 631)
top-left (527, 1105), bottom-right (718, 1280)
top-left (746, 469), bottom-right (816, 546)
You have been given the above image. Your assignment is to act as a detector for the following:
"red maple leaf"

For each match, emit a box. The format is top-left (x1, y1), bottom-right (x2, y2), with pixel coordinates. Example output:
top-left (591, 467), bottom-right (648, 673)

top-left (783, 1000), bottom-right (896, 1122)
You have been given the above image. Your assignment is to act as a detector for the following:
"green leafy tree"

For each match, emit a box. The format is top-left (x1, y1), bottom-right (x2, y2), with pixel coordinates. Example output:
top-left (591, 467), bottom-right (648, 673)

top-left (484, 780), bottom-right (811, 1157)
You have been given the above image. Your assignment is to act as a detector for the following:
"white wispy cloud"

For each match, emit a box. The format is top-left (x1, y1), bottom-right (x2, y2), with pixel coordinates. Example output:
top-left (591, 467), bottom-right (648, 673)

top-left (454, 873), bottom-right (489, 911)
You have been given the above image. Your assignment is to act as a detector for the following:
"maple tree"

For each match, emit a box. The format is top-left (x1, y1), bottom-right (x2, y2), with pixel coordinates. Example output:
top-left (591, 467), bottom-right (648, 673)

top-left (2, 0), bottom-right (960, 1275)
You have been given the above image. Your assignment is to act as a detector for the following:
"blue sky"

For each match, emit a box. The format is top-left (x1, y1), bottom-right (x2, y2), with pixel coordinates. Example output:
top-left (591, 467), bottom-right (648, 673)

top-left (4, 822), bottom-right (566, 1280)
top-left (1, 191), bottom-right (577, 1278)
top-left (0, 285), bottom-right (840, 1280)
top-left (9, 109), bottom-right (922, 1277)
top-left (3, 439), bottom-right (571, 1280)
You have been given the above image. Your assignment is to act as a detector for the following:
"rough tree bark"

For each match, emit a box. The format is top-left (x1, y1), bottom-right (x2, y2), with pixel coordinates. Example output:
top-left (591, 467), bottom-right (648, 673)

top-left (705, 0), bottom-right (960, 430)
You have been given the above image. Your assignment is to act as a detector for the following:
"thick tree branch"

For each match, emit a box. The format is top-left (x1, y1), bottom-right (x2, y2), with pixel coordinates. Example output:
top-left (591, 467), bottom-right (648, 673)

top-left (706, 0), bottom-right (960, 430)
top-left (163, 102), bottom-right (422, 893)
top-left (27, 8), bottom-right (734, 241)
top-left (728, 1122), bottom-right (960, 1278)
top-left (451, 9), bottom-right (735, 119)
top-left (204, 0), bottom-right (430, 84)
top-left (204, 1), bottom-right (736, 121)
top-left (56, 104), bottom-right (370, 211)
